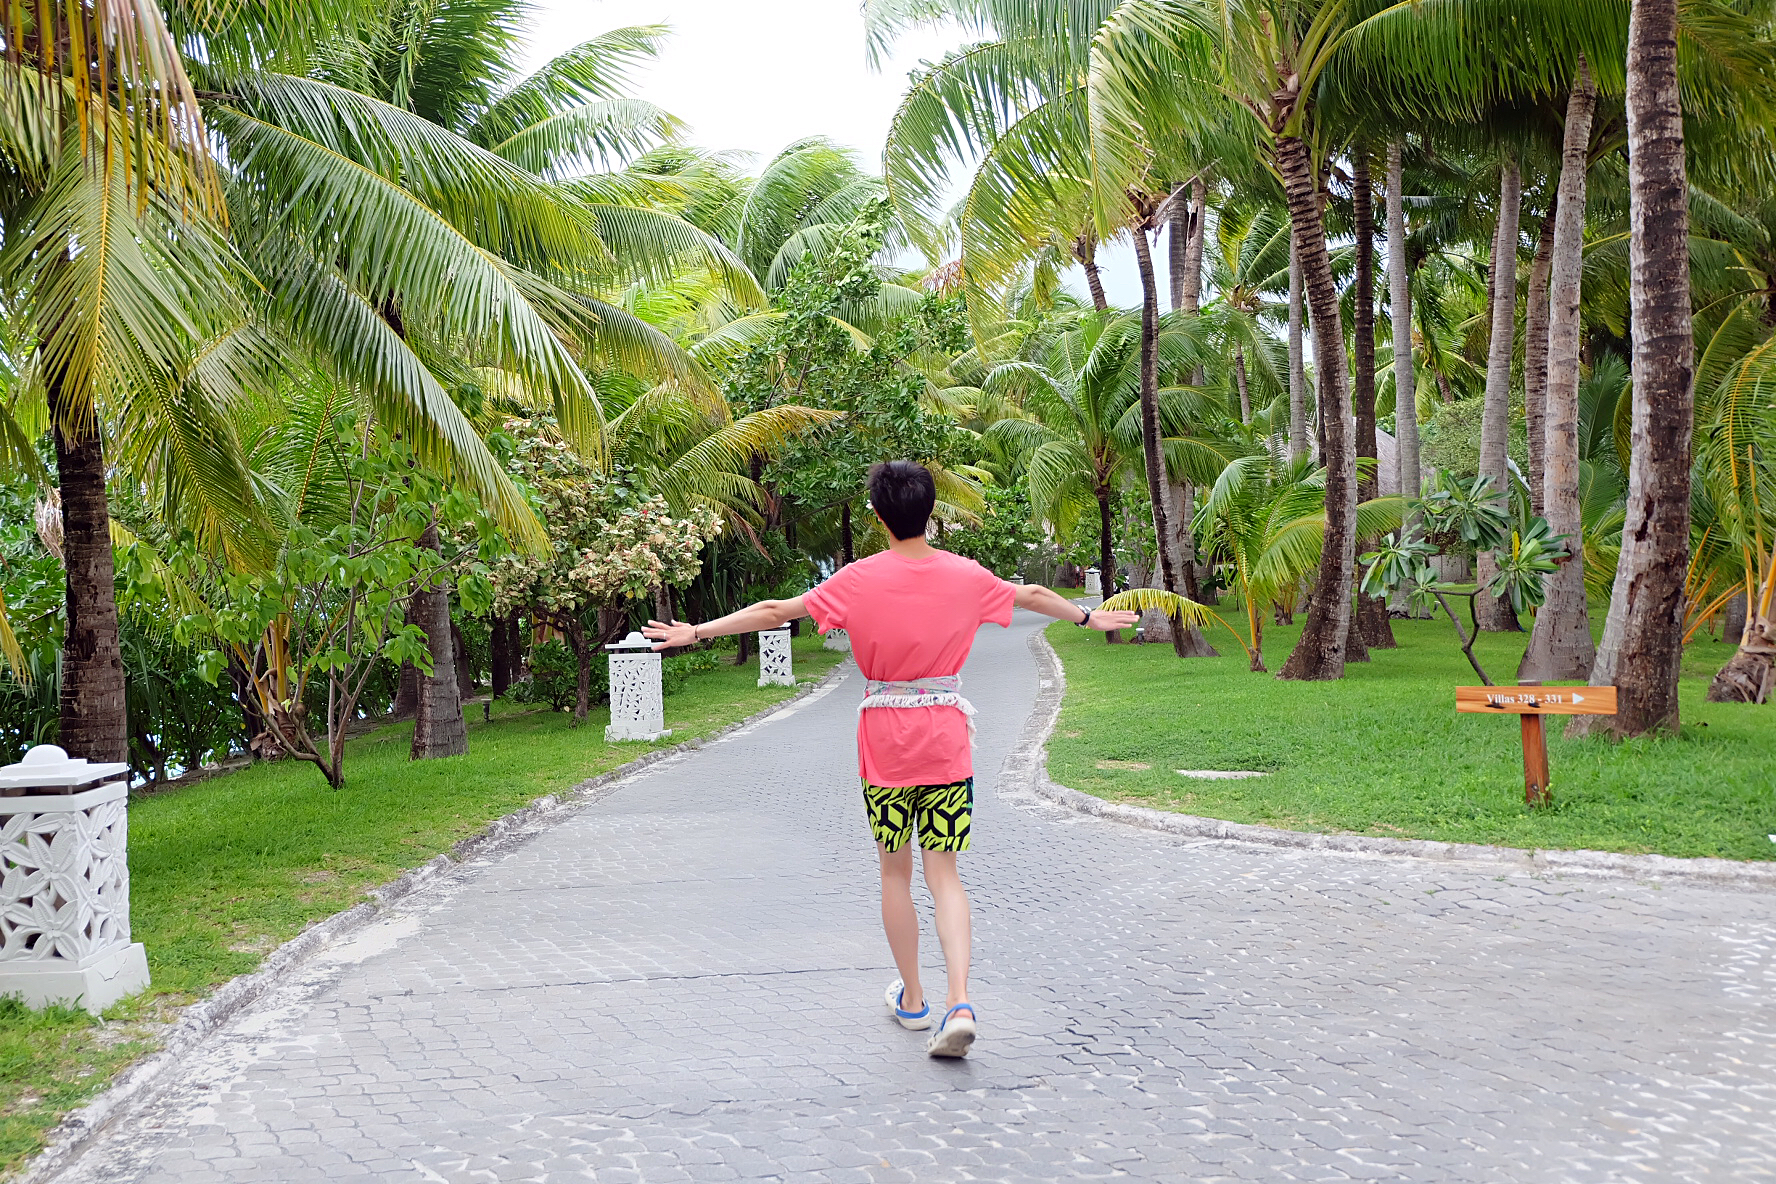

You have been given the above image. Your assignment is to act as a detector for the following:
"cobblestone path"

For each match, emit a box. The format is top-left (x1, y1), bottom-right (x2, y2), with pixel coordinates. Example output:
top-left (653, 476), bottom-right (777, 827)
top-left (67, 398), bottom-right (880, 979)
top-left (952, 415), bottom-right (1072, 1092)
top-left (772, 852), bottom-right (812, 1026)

top-left (58, 613), bottom-right (1776, 1182)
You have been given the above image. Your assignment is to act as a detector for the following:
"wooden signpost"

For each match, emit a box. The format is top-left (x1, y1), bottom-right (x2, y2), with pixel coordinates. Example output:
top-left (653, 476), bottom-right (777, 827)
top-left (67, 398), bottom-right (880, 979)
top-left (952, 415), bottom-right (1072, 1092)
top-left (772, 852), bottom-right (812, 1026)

top-left (1455, 684), bottom-right (1618, 807)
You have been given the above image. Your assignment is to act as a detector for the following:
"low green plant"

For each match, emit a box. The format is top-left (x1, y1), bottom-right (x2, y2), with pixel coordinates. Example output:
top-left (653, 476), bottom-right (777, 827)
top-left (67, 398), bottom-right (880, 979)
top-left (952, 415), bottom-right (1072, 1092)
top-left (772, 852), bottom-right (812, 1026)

top-left (1363, 472), bottom-right (1569, 684)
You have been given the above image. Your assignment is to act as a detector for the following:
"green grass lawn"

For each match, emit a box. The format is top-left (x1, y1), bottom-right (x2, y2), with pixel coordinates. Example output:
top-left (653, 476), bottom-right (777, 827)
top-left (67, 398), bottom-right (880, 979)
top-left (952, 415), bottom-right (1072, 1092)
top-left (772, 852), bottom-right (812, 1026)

top-left (1046, 610), bottom-right (1774, 861)
top-left (0, 634), bottom-right (842, 1176)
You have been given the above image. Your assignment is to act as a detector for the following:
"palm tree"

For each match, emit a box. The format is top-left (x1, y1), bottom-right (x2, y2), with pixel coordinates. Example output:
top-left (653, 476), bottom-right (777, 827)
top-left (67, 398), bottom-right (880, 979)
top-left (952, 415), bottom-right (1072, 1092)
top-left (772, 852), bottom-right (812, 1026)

top-left (2, 1), bottom-right (262, 762)
top-left (1473, 151), bottom-right (1524, 633)
top-left (1521, 62), bottom-right (1601, 679)
top-left (1575, 0), bottom-right (1695, 738)
top-left (1200, 204), bottom-right (1290, 428)
top-left (1385, 140), bottom-right (1422, 508)
top-left (1197, 454), bottom-right (1404, 672)
top-left (203, 3), bottom-right (761, 757)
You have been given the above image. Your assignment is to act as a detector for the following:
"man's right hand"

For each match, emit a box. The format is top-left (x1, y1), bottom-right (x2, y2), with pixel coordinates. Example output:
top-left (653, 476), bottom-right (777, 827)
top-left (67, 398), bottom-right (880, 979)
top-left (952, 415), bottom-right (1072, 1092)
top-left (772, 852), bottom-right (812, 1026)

top-left (1087, 609), bottom-right (1140, 631)
top-left (643, 619), bottom-right (699, 651)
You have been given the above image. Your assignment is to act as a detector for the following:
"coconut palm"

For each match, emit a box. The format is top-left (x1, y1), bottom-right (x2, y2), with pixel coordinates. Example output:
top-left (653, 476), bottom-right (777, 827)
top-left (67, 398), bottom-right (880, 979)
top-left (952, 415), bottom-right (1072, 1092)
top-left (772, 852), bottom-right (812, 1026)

top-left (1197, 454), bottom-right (1404, 672)
top-left (0, 0), bottom-right (272, 761)
top-left (1575, 0), bottom-right (1695, 738)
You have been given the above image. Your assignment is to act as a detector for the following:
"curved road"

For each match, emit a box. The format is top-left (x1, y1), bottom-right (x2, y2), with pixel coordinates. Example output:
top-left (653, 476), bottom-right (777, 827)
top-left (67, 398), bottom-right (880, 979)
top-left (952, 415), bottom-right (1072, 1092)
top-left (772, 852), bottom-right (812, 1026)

top-left (60, 612), bottom-right (1776, 1182)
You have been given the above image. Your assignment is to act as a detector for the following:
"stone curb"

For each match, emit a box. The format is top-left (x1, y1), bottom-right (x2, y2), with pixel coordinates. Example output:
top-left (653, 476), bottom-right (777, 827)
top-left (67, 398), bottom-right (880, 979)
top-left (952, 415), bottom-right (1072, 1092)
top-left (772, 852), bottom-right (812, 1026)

top-left (18, 660), bottom-right (853, 1184)
top-left (1014, 629), bottom-right (1776, 892)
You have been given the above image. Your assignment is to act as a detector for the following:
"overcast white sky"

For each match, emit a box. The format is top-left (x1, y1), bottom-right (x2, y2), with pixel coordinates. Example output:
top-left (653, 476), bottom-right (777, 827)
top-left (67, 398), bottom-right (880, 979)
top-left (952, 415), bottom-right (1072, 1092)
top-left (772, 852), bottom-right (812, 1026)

top-left (521, 2), bottom-right (956, 167)
top-left (522, 1), bottom-right (1143, 304)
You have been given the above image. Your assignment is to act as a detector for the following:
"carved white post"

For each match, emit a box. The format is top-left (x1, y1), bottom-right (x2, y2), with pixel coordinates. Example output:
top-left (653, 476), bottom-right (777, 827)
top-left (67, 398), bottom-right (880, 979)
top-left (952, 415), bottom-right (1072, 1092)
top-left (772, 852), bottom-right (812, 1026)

top-left (604, 632), bottom-right (671, 743)
top-left (822, 628), bottom-right (851, 652)
top-left (0, 745), bottom-right (150, 1013)
top-left (1084, 567), bottom-right (1102, 596)
top-left (757, 627), bottom-right (795, 687)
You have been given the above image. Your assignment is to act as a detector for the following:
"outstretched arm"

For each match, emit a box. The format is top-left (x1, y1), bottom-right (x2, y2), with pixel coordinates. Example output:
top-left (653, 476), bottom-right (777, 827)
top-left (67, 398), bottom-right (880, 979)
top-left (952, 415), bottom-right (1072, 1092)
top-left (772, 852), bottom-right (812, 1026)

top-left (1012, 584), bottom-right (1138, 631)
top-left (642, 596), bottom-right (808, 651)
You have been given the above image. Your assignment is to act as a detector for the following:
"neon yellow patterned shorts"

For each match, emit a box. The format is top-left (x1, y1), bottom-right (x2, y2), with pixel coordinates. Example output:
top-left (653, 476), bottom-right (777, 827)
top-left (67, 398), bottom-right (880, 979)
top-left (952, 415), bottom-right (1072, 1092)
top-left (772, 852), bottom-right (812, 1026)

top-left (863, 778), bottom-right (974, 853)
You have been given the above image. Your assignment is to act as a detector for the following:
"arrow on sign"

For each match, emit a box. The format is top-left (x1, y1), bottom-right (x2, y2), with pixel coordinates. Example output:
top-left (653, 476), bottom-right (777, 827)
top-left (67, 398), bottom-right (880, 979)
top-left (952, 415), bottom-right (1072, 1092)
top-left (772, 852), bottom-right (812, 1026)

top-left (1572, 692), bottom-right (1584, 703)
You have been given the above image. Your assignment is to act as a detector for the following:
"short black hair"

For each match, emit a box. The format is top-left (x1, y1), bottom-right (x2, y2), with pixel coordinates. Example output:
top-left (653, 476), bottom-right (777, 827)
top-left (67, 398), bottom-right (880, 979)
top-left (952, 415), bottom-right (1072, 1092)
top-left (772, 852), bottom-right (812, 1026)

top-left (868, 460), bottom-right (936, 541)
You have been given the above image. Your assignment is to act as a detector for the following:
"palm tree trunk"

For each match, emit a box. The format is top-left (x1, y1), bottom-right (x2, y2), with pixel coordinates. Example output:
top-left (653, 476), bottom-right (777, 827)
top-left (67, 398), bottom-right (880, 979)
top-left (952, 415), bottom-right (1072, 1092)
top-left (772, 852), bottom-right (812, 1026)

top-left (1288, 235), bottom-right (1308, 463)
top-left (1075, 236), bottom-right (1110, 312)
top-left (1276, 133), bottom-right (1357, 682)
top-left (1097, 485), bottom-right (1117, 598)
top-left (1159, 180), bottom-right (1219, 650)
top-left (1522, 200), bottom-right (1558, 519)
top-left (1233, 345), bottom-right (1252, 425)
top-left (1387, 140), bottom-right (1423, 519)
top-left (1095, 481), bottom-right (1122, 643)
top-left (394, 658), bottom-right (418, 718)
top-left (1352, 143), bottom-right (1379, 487)
top-left (1168, 181), bottom-right (1191, 312)
top-left (1475, 154), bottom-right (1524, 632)
top-left (1350, 144), bottom-right (1394, 651)
top-left (49, 381), bottom-right (127, 763)
top-left (1573, 0), bottom-right (1694, 738)
top-left (1523, 63), bottom-right (1599, 681)
top-left (1132, 225), bottom-right (1178, 597)
top-left (410, 521), bottom-right (468, 760)
top-left (840, 501), bottom-right (854, 565)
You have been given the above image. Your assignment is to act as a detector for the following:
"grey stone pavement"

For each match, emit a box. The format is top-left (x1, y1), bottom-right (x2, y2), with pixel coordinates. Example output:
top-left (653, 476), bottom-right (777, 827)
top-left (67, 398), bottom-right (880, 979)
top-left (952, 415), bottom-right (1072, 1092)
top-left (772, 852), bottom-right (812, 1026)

top-left (55, 613), bottom-right (1776, 1182)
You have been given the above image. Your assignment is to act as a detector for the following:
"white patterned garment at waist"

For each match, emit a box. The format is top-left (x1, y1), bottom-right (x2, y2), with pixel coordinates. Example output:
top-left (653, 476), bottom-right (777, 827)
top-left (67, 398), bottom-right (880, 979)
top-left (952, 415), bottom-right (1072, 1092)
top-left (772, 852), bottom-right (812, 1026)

top-left (858, 674), bottom-right (977, 742)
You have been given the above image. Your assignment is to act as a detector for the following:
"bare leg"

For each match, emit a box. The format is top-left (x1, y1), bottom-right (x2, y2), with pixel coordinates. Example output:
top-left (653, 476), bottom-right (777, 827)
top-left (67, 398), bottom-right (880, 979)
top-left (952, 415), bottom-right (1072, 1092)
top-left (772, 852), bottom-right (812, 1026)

top-left (921, 850), bottom-right (972, 1010)
top-left (877, 842), bottom-right (923, 1010)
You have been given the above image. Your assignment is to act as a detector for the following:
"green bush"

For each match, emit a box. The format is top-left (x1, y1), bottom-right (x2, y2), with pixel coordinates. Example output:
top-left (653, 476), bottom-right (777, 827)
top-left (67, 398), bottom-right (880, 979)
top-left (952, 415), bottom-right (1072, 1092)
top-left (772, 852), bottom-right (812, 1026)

top-left (510, 639), bottom-right (602, 711)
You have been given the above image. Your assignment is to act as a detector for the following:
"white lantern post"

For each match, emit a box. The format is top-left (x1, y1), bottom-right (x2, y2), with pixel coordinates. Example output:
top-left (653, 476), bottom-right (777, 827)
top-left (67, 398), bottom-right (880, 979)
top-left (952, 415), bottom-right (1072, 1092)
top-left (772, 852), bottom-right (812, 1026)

top-left (757, 627), bottom-right (795, 687)
top-left (822, 628), bottom-right (851, 652)
top-left (0, 745), bottom-right (150, 1013)
top-left (604, 632), bottom-right (671, 743)
top-left (1084, 567), bottom-right (1103, 596)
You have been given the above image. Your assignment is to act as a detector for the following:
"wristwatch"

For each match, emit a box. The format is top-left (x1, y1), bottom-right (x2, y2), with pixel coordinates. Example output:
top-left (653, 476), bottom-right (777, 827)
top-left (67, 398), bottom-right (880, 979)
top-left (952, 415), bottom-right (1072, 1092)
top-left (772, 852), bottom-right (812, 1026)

top-left (1075, 605), bottom-right (1093, 627)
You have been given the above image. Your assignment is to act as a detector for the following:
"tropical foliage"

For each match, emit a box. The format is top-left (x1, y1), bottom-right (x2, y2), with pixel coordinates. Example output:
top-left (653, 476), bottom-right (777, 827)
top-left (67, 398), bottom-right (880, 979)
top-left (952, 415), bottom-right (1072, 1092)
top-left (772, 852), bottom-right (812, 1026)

top-left (4, 0), bottom-right (1776, 798)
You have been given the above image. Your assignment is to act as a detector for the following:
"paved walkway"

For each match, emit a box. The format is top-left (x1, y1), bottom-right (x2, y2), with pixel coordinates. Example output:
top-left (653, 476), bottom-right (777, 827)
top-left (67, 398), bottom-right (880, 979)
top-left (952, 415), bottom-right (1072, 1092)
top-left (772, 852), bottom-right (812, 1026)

top-left (60, 613), bottom-right (1776, 1182)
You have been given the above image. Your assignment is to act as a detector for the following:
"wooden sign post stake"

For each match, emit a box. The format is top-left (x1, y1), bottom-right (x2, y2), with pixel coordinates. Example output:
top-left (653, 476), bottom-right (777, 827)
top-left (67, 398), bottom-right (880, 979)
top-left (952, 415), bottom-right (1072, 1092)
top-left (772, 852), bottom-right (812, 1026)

top-left (1455, 683), bottom-right (1618, 807)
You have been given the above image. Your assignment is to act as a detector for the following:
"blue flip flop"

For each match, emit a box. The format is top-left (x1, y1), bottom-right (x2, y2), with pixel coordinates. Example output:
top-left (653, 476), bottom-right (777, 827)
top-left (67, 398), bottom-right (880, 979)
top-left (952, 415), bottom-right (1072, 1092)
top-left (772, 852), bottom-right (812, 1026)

top-left (884, 979), bottom-right (932, 1030)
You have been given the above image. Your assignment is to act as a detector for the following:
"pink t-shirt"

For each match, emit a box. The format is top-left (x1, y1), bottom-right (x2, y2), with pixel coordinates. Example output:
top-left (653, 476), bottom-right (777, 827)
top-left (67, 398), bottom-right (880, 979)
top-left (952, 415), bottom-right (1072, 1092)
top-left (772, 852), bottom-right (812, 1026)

top-left (802, 549), bottom-right (1017, 787)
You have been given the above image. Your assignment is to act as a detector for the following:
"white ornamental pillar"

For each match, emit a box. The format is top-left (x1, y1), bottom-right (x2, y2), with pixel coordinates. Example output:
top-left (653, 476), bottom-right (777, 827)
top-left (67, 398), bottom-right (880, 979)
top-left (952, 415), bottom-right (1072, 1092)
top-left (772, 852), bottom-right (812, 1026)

top-left (0, 745), bottom-right (150, 1014)
top-left (757, 627), bottom-right (795, 687)
top-left (1084, 567), bottom-right (1102, 596)
top-left (822, 628), bottom-right (851, 652)
top-left (605, 632), bottom-right (671, 743)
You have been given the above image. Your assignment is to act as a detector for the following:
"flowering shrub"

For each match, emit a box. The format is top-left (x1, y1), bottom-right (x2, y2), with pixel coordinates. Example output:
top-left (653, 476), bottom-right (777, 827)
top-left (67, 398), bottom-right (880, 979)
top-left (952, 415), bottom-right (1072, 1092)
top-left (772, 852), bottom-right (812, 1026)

top-left (488, 417), bottom-right (722, 723)
top-left (488, 417), bottom-right (721, 620)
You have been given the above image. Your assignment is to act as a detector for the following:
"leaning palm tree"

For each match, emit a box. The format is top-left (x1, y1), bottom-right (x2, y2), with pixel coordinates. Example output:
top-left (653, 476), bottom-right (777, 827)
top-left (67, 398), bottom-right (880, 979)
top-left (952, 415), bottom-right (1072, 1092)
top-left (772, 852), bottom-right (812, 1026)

top-left (197, 1), bottom-right (766, 756)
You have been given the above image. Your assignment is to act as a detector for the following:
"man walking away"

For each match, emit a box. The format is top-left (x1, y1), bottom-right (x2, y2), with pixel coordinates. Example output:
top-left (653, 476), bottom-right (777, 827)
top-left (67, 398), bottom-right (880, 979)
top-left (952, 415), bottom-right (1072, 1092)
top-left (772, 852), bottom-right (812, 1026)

top-left (645, 461), bottom-right (1136, 1057)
